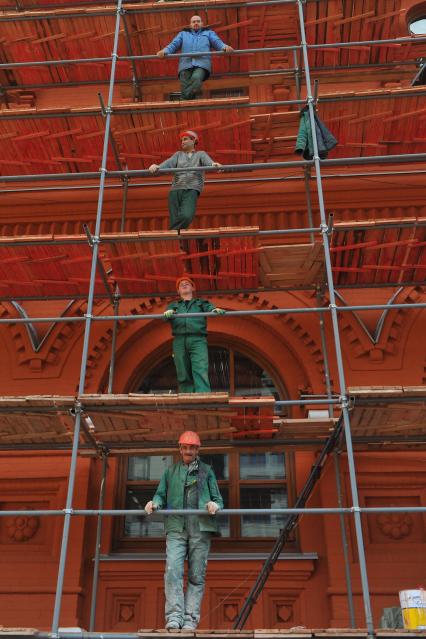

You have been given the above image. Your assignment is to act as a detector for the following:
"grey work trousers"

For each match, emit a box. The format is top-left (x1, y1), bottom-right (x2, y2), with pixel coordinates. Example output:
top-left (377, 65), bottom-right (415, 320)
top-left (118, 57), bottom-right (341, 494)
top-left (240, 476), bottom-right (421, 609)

top-left (164, 521), bottom-right (212, 627)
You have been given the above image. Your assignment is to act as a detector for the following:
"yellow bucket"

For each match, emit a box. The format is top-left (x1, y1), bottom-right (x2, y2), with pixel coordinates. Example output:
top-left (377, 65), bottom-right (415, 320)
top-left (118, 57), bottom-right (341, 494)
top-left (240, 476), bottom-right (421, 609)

top-left (399, 590), bottom-right (426, 630)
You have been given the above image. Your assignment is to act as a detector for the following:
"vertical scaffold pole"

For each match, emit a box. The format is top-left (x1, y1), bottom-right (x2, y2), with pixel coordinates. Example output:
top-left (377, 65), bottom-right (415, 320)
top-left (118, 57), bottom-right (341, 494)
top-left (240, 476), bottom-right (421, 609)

top-left (50, 0), bottom-right (124, 634)
top-left (334, 450), bottom-right (356, 627)
top-left (89, 453), bottom-right (109, 631)
top-left (296, 0), bottom-right (374, 633)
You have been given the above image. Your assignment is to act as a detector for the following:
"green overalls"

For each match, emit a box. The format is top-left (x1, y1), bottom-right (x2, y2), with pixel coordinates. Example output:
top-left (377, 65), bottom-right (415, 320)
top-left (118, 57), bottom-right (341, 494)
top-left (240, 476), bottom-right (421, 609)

top-left (166, 297), bottom-right (216, 393)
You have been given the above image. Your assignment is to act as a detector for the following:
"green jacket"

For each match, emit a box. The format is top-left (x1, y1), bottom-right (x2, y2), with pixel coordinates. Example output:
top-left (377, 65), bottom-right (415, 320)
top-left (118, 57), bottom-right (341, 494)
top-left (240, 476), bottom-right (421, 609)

top-left (152, 460), bottom-right (224, 533)
top-left (295, 109), bottom-right (337, 160)
top-left (166, 297), bottom-right (216, 337)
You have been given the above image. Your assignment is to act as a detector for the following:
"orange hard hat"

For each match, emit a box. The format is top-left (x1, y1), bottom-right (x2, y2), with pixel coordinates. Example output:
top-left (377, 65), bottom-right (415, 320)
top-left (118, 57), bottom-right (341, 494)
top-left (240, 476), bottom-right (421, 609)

top-left (178, 431), bottom-right (201, 447)
top-left (180, 130), bottom-right (199, 143)
top-left (176, 276), bottom-right (196, 291)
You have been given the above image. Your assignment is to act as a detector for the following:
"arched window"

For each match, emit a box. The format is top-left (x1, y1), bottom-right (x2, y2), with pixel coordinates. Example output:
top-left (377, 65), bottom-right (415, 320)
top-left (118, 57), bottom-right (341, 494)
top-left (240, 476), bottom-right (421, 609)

top-left (137, 345), bottom-right (285, 403)
top-left (409, 16), bottom-right (426, 33)
top-left (114, 346), bottom-right (297, 553)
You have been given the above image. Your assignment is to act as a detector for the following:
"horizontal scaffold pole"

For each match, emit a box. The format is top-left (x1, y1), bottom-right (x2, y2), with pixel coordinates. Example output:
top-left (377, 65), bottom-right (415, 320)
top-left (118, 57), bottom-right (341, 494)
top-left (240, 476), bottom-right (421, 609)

top-left (0, 303), bottom-right (424, 325)
top-left (3, 505), bottom-right (426, 517)
top-left (0, 89), bottom-right (425, 121)
top-left (1, 152), bottom-right (425, 182)
top-left (2, 169), bottom-right (426, 194)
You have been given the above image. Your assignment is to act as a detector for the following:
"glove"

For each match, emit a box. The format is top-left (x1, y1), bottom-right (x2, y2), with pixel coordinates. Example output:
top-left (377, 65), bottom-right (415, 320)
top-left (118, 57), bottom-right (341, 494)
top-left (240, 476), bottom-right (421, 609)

top-left (206, 501), bottom-right (220, 515)
top-left (145, 501), bottom-right (157, 515)
top-left (213, 308), bottom-right (226, 315)
top-left (164, 309), bottom-right (176, 318)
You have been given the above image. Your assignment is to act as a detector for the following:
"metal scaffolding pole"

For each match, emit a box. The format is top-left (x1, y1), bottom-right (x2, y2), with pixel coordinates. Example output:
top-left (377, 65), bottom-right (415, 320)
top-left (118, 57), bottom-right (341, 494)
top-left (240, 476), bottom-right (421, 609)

top-left (0, 301), bottom-right (424, 326)
top-left (2, 167), bottom-right (426, 194)
top-left (297, 0), bottom-right (374, 632)
top-left (0, 0), bottom-right (300, 21)
top-left (50, 0), bottom-right (124, 633)
top-left (107, 296), bottom-right (120, 394)
top-left (334, 451), bottom-right (356, 628)
top-left (89, 453), bottom-right (109, 632)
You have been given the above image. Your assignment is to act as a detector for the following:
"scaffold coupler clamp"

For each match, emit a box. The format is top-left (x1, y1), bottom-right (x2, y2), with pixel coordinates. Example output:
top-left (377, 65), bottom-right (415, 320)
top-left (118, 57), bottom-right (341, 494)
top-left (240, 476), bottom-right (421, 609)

top-left (339, 395), bottom-right (351, 411)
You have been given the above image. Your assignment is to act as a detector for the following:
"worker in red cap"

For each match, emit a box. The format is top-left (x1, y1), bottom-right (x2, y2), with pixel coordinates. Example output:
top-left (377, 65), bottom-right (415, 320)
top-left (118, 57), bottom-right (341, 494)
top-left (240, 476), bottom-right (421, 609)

top-left (148, 130), bottom-right (222, 230)
top-left (145, 431), bottom-right (223, 630)
top-left (164, 276), bottom-right (225, 393)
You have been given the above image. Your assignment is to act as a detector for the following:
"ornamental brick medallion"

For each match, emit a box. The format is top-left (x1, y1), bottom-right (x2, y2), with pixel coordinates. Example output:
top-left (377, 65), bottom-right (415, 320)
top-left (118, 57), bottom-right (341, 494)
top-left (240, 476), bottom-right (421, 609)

top-left (6, 507), bottom-right (40, 542)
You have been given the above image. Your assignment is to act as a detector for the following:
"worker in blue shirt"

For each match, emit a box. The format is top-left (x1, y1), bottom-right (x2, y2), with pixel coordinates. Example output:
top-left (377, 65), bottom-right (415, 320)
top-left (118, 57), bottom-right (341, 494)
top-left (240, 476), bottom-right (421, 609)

top-left (157, 15), bottom-right (234, 100)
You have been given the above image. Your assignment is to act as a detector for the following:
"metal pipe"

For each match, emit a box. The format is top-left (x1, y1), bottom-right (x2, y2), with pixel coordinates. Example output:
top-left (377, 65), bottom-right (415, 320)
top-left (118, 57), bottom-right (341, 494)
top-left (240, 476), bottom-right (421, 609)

top-left (89, 454), bottom-right (109, 632)
top-left (1, 150), bottom-right (426, 183)
top-left (120, 175), bottom-right (129, 232)
top-left (1, 88), bottom-right (425, 122)
top-left (0, 226), bottom-right (322, 246)
top-left (333, 451), bottom-right (356, 627)
top-left (316, 290), bottom-right (333, 417)
top-left (297, 1), bottom-right (374, 633)
top-left (107, 297), bottom-right (120, 394)
top-left (0, 58), bottom-right (421, 93)
top-left (2, 168), bottom-right (426, 193)
top-left (51, 0), bottom-right (124, 634)
top-left (0, 302), bottom-right (424, 325)
top-left (0, 0), bottom-right (300, 22)
top-left (4, 504), bottom-right (426, 516)
top-left (51, 407), bottom-right (83, 634)
top-left (121, 10), bottom-right (142, 102)
top-left (0, 45), bottom-right (303, 70)
top-left (310, 35), bottom-right (426, 50)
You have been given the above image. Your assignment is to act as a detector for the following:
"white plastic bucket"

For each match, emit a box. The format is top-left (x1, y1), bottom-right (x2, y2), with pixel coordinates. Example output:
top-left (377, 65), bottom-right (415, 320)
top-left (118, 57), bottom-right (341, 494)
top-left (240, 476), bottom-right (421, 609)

top-left (399, 590), bottom-right (426, 629)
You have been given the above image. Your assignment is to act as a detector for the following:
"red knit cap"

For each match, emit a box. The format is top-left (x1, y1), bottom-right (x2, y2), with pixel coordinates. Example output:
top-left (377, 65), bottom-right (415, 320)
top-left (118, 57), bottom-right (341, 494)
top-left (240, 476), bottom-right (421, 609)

top-left (176, 276), bottom-right (196, 291)
top-left (179, 130), bottom-right (199, 142)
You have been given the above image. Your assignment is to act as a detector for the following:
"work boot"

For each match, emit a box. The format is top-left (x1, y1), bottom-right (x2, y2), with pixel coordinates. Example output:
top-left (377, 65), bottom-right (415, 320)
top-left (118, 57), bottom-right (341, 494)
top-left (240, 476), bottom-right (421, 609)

top-left (166, 620), bottom-right (181, 630)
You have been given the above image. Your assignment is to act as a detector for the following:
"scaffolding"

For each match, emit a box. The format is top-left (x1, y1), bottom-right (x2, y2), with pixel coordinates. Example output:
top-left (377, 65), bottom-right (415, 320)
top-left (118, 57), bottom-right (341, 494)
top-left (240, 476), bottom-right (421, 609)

top-left (0, 0), bottom-right (425, 636)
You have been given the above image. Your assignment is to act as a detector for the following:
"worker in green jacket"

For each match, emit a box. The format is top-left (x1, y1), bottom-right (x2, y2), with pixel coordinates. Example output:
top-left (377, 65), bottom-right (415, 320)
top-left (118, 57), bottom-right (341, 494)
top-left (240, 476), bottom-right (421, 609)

top-left (164, 276), bottom-right (225, 393)
top-left (145, 430), bottom-right (224, 630)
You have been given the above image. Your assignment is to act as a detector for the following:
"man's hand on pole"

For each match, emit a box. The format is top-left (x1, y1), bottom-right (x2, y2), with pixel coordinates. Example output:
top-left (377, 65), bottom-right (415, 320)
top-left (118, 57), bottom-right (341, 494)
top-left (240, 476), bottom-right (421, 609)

top-left (164, 309), bottom-right (176, 318)
top-left (148, 164), bottom-right (160, 174)
top-left (145, 501), bottom-right (157, 515)
top-left (206, 501), bottom-right (220, 515)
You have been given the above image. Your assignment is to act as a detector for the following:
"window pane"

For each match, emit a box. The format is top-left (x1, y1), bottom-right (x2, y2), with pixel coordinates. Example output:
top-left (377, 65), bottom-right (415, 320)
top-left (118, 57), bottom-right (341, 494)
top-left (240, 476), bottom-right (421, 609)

top-left (217, 486), bottom-right (230, 538)
top-left (125, 487), bottom-right (166, 537)
top-left (240, 487), bottom-right (288, 537)
top-left (200, 454), bottom-right (229, 480)
top-left (234, 352), bottom-right (280, 402)
top-left (208, 347), bottom-right (230, 392)
top-left (239, 452), bottom-right (285, 480)
top-left (127, 455), bottom-right (173, 481)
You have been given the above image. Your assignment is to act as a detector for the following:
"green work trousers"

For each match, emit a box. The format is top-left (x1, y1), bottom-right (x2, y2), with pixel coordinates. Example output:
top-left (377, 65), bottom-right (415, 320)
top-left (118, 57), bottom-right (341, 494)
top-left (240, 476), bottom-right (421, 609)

top-left (168, 189), bottom-right (199, 230)
top-left (179, 67), bottom-right (207, 100)
top-left (173, 335), bottom-right (210, 393)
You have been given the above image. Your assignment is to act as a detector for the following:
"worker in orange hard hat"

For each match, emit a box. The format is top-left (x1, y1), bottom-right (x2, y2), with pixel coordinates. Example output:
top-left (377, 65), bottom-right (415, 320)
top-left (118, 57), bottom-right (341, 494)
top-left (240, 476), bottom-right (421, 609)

top-left (148, 130), bottom-right (222, 230)
top-left (163, 276), bottom-right (225, 393)
top-left (145, 431), bottom-right (223, 630)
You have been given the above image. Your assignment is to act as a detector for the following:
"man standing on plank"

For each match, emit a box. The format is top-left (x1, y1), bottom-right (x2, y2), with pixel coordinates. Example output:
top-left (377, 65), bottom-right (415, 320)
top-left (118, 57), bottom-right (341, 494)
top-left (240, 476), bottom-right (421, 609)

top-left (144, 430), bottom-right (223, 630)
top-left (156, 15), bottom-right (233, 100)
top-left (149, 130), bottom-right (221, 230)
top-left (164, 276), bottom-right (225, 393)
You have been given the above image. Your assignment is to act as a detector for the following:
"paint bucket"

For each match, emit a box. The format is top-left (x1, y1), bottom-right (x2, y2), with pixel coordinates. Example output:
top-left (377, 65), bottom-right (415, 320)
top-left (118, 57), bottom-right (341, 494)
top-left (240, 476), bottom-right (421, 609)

top-left (399, 590), bottom-right (426, 629)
